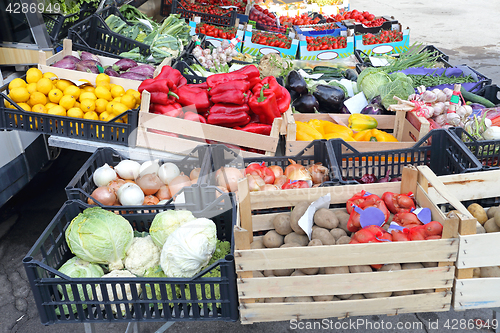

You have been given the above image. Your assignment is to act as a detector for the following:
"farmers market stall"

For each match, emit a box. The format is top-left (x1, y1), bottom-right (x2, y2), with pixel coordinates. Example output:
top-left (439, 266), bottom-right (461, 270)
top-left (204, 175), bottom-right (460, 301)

top-left (2, 0), bottom-right (500, 331)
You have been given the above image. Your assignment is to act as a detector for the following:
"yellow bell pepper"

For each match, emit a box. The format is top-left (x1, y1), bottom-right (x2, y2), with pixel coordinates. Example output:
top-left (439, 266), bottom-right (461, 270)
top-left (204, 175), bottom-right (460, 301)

top-left (296, 121), bottom-right (323, 141)
top-left (348, 114), bottom-right (378, 132)
top-left (306, 119), bottom-right (325, 136)
top-left (320, 120), bottom-right (353, 137)
top-left (324, 132), bottom-right (356, 141)
top-left (353, 129), bottom-right (398, 142)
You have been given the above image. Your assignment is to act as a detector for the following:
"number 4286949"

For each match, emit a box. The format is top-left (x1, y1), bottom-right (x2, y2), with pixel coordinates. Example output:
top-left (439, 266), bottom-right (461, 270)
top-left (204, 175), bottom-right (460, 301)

top-left (6, 1), bottom-right (61, 14)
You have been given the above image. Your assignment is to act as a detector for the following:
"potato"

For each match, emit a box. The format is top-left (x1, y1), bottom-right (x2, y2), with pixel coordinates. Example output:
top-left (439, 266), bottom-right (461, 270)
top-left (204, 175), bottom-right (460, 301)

top-left (487, 206), bottom-right (500, 219)
top-left (473, 267), bottom-right (481, 278)
top-left (336, 236), bottom-right (351, 245)
top-left (318, 267), bottom-right (325, 274)
top-left (314, 208), bottom-right (339, 229)
top-left (349, 265), bottom-right (373, 273)
top-left (334, 211), bottom-right (351, 234)
top-left (495, 211), bottom-right (500, 228)
top-left (312, 227), bottom-right (335, 245)
top-left (284, 296), bottom-right (314, 302)
top-left (290, 201), bottom-right (310, 235)
top-left (484, 218), bottom-right (500, 233)
top-left (280, 242), bottom-right (302, 248)
top-left (300, 240), bottom-right (322, 275)
top-left (308, 239), bottom-right (323, 246)
top-left (274, 268), bottom-right (294, 276)
top-left (291, 270), bottom-right (306, 276)
top-left (330, 228), bottom-right (347, 241)
top-left (264, 297), bottom-right (285, 303)
top-left (313, 295), bottom-right (335, 302)
top-left (401, 263), bottom-right (424, 270)
top-left (272, 214), bottom-right (293, 235)
top-left (263, 270), bottom-right (275, 277)
top-left (346, 294), bottom-right (365, 300)
top-left (393, 290), bottom-right (413, 296)
top-left (364, 291), bottom-right (392, 298)
top-left (422, 262), bottom-right (439, 268)
top-left (480, 266), bottom-right (500, 278)
top-left (253, 271), bottom-right (265, 278)
top-left (325, 266), bottom-right (349, 274)
top-left (263, 230), bottom-right (284, 248)
top-left (250, 239), bottom-right (264, 249)
top-left (477, 224), bottom-right (486, 234)
top-left (284, 232), bottom-right (309, 246)
top-left (337, 294), bottom-right (352, 300)
top-left (414, 289), bottom-right (434, 294)
top-left (378, 263), bottom-right (401, 272)
top-left (468, 203), bottom-right (488, 225)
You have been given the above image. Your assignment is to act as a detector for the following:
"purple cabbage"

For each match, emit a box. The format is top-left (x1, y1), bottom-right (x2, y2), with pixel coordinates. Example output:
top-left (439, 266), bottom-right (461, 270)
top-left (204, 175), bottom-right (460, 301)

top-left (52, 58), bottom-right (77, 70)
top-left (119, 72), bottom-right (148, 81)
top-left (79, 51), bottom-right (102, 67)
top-left (113, 58), bottom-right (138, 72)
top-left (104, 67), bottom-right (120, 77)
top-left (127, 65), bottom-right (155, 78)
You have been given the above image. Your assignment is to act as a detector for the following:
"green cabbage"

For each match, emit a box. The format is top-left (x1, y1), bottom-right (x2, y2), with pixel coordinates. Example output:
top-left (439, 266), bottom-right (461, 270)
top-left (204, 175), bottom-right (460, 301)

top-left (65, 207), bottom-right (134, 270)
top-left (55, 257), bottom-right (104, 315)
top-left (378, 73), bottom-right (414, 109)
top-left (357, 67), bottom-right (391, 100)
top-left (149, 210), bottom-right (196, 248)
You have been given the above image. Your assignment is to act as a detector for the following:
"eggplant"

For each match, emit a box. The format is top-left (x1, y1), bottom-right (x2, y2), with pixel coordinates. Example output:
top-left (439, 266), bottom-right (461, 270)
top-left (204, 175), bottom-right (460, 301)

top-left (360, 103), bottom-right (384, 115)
top-left (292, 94), bottom-right (319, 113)
top-left (312, 85), bottom-right (345, 113)
top-left (79, 51), bottom-right (102, 67)
top-left (343, 68), bottom-right (358, 81)
top-left (119, 72), bottom-right (148, 81)
top-left (76, 60), bottom-right (99, 74)
top-left (289, 89), bottom-right (301, 102)
top-left (286, 70), bottom-right (308, 95)
top-left (127, 65), bottom-right (155, 78)
top-left (113, 58), bottom-right (138, 72)
top-left (52, 58), bottom-right (77, 70)
top-left (62, 55), bottom-right (80, 63)
top-left (104, 67), bottom-right (120, 77)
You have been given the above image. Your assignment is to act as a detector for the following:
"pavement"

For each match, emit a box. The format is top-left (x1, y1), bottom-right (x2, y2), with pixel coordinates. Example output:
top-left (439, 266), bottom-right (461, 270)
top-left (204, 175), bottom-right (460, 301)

top-left (1, 0), bottom-right (500, 332)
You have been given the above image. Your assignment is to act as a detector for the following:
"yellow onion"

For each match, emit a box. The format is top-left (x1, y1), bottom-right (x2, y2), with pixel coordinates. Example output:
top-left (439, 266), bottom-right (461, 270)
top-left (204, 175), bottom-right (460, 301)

top-left (284, 159), bottom-right (306, 178)
top-left (268, 165), bottom-right (284, 178)
top-left (274, 175), bottom-right (287, 189)
top-left (155, 185), bottom-right (171, 201)
top-left (308, 164), bottom-right (330, 184)
top-left (168, 174), bottom-right (191, 197)
top-left (288, 168), bottom-right (312, 182)
top-left (216, 167), bottom-right (243, 192)
top-left (246, 174), bottom-right (265, 192)
top-left (88, 186), bottom-right (116, 206)
top-left (190, 168), bottom-right (201, 180)
top-left (261, 184), bottom-right (279, 191)
top-left (143, 195), bottom-right (160, 205)
top-left (136, 174), bottom-right (163, 195)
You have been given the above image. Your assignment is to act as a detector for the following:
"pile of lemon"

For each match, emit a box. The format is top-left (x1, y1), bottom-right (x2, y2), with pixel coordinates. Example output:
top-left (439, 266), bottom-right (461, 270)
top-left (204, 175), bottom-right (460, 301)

top-left (4, 68), bottom-right (140, 123)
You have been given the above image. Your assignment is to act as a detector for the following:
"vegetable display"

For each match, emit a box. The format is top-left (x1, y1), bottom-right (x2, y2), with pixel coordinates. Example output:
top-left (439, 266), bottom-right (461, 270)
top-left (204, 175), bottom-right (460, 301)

top-left (251, 31), bottom-right (292, 49)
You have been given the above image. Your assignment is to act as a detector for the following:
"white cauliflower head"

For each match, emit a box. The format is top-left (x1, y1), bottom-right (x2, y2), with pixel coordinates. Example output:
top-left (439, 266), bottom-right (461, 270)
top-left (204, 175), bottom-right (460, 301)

top-left (124, 235), bottom-right (161, 277)
top-left (95, 270), bottom-right (142, 315)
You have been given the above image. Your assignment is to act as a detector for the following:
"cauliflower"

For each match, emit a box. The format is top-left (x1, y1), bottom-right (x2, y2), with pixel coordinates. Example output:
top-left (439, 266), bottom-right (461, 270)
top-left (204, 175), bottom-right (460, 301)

top-left (124, 235), bottom-right (161, 277)
top-left (95, 270), bottom-right (142, 315)
top-left (258, 53), bottom-right (291, 79)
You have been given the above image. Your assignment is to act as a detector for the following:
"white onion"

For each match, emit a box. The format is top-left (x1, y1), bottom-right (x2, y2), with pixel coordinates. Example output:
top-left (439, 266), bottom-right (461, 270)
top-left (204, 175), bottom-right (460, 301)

top-left (114, 160), bottom-right (140, 180)
top-left (139, 159), bottom-right (160, 177)
top-left (93, 163), bottom-right (117, 187)
top-left (158, 162), bottom-right (181, 185)
top-left (117, 183), bottom-right (144, 206)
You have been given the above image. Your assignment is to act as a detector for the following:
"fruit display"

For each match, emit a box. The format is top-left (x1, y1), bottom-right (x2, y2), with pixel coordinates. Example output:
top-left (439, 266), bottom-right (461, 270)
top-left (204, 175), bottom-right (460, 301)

top-left (195, 23), bottom-right (237, 40)
top-left (305, 35), bottom-right (347, 51)
top-left (4, 68), bottom-right (140, 122)
top-left (361, 30), bottom-right (403, 45)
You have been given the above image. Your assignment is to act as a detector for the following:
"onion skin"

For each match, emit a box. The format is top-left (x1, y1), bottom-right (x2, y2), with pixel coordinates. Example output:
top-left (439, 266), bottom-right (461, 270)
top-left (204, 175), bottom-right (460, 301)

top-left (156, 185), bottom-right (172, 200)
top-left (288, 168), bottom-right (312, 182)
top-left (308, 164), bottom-right (330, 184)
top-left (246, 174), bottom-right (265, 192)
top-left (108, 179), bottom-right (127, 194)
top-left (216, 167), bottom-right (243, 192)
top-left (274, 175), bottom-right (288, 189)
top-left (136, 174), bottom-right (163, 195)
top-left (89, 186), bottom-right (117, 206)
top-left (168, 174), bottom-right (191, 197)
top-left (284, 159), bottom-right (306, 178)
top-left (143, 195), bottom-right (160, 205)
top-left (261, 184), bottom-right (279, 191)
top-left (268, 165), bottom-right (284, 178)
top-left (190, 168), bottom-right (201, 180)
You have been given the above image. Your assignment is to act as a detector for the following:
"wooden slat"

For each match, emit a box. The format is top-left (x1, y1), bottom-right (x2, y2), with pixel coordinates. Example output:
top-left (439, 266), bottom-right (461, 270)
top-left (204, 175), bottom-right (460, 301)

top-left (393, 110), bottom-right (407, 142)
top-left (239, 292), bottom-right (451, 324)
top-left (457, 233), bottom-right (500, 268)
top-left (238, 179), bottom-right (253, 244)
top-left (453, 278), bottom-right (500, 310)
top-left (400, 165), bottom-right (418, 194)
top-left (238, 266), bottom-right (454, 299)
top-left (415, 184), bottom-right (447, 225)
top-left (0, 47), bottom-right (52, 65)
top-left (455, 214), bottom-right (477, 279)
top-left (235, 239), bottom-right (457, 272)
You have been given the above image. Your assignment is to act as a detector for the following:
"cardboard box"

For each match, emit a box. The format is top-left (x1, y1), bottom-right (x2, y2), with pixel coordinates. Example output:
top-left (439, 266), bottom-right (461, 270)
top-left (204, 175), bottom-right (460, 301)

top-left (354, 25), bottom-right (410, 56)
top-left (298, 35), bottom-right (354, 60)
top-left (294, 22), bottom-right (347, 37)
top-left (267, 0), bottom-right (349, 17)
top-left (189, 21), bottom-right (244, 52)
top-left (242, 27), bottom-right (299, 59)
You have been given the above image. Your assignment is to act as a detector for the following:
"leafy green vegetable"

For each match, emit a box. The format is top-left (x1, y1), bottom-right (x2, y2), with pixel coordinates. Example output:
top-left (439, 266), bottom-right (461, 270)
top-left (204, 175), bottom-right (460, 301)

top-left (41, 0), bottom-right (99, 23)
top-left (357, 67), bottom-right (391, 100)
top-left (143, 265), bottom-right (175, 310)
top-left (378, 74), bottom-right (414, 109)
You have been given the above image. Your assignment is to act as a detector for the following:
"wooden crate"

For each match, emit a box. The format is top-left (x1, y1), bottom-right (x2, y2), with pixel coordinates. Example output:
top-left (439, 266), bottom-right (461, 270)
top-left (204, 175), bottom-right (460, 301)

top-left (234, 165), bottom-right (459, 324)
top-left (421, 169), bottom-right (500, 310)
top-left (136, 90), bottom-right (281, 157)
top-left (284, 110), bottom-right (430, 155)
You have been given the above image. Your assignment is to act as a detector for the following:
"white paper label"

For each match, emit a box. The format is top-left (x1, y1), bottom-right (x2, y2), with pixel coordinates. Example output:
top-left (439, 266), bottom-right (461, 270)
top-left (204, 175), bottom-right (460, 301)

top-left (344, 92), bottom-right (368, 114)
top-left (194, 16), bottom-right (201, 23)
top-left (289, 32), bottom-right (296, 39)
top-left (246, 24), bottom-right (253, 31)
top-left (369, 56), bottom-right (390, 67)
top-left (298, 194), bottom-right (331, 240)
top-left (137, 18), bottom-right (153, 31)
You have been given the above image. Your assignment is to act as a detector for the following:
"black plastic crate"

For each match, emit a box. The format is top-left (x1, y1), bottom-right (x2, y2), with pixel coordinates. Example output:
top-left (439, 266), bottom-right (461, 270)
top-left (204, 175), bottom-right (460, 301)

top-left (161, 0), bottom-right (173, 17)
top-left (475, 84), bottom-right (500, 105)
top-left (449, 127), bottom-right (500, 169)
top-left (0, 88), bottom-right (138, 147)
top-left (68, 8), bottom-right (151, 59)
top-left (43, 2), bottom-right (97, 44)
top-left (171, 0), bottom-right (237, 27)
top-left (23, 199), bottom-right (238, 325)
top-left (327, 129), bottom-right (483, 184)
top-left (65, 146), bottom-right (215, 210)
top-left (205, 140), bottom-right (340, 186)
top-left (172, 60), bottom-right (207, 84)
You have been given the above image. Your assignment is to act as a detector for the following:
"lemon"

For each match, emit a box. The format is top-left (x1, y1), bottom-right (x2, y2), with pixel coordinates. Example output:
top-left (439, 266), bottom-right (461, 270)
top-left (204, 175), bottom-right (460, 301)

top-left (32, 104), bottom-right (47, 113)
top-left (48, 105), bottom-right (66, 116)
top-left (120, 94), bottom-right (136, 109)
top-left (79, 92), bottom-right (97, 101)
top-left (104, 113), bottom-right (118, 122)
top-left (9, 78), bottom-right (27, 90)
top-left (80, 99), bottom-right (96, 113)
top-left (43, 72), bottom-right (58, 80)
top-left (67, 108), bottom-right (84, 118)
top-left (95, 86), bottom-right (112, 100)
top-left (29, 91), bottom-right (47, 106)
top-left (106, 101), bottom-right (117, 114)
top-left (82, 86), bottom-right (95, 93)
top-left (59, 95), bottom-right (75, 110)
top-left (95, 99), bottom-right (108, 113)
top-left (78, 79), bottom-right (91, 84)
top-left (110, 83), bottom-right (117, 89)
top-left (26, 83), bottom-right (38, 94)
top-left (74, 101), bottom-right (80, 109)
top-left (4, 99), bottom-right (12, 108)
top-left (26, 68), bottom-right (43, 84)
top-left (96, 73), bottom-right (110, 85)
top-left (48, 89), bottom-right (63, 103)
top-left (17, 103), bottom-right (31, 111)
top-left (36, 78), bottom-right (53, 95)
top-left (112, 97), bottom-right (121, 104)
top-left (99, 111), bottom-right (110, 121)
top-left (56, 79), bottom-right (73, 92)
top-left (111, 85), bottom-right (125, 99)
top-left (64, 85), bottom-right (81, 99)
top-left (10, 87), bottom-right (30, 103)
top-left (45, 102), bottom-right (57, 110)
top-left (96, 81), bottom-right (111, 90)
top-left (84, 111), bottom-right (99, 121)
top-left (125, 89), bottom-right (140, 103)
top-left (112, 102), bottom-right (128, 115)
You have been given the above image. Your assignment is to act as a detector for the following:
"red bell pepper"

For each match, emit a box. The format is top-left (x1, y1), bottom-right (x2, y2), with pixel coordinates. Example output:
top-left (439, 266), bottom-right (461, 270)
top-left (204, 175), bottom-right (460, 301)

top-left (177, 85), bottom-right (211, 113)
top-left (208, 80), bottom-right (250, 96)
top-left (206, 73), bottom-right (248, 88)
top-left (155, 66), bottom-right (185, 88)
top-left (211, 90), bottom-right (246, 105)
top-left (189, 81), bottom-right (209, 89)
top-left (151, 103), bottom-right (183, 117)
top-left (253, 76), bottom-right (283, 99)
top-left (277, 85), bottom-right (291, 114)
top-left (382, 192), bottom-right (415, 214)
top-left (235, 123), bottom-right (272, 135)
top-left (231, 65), bottom-right (260, 78)
top-left (207, 104), bottom-right (251, 128)
top-left (248, 84), bottom-right (280, 125)
top-left (138, 79), bottom-right (175, 94)
top-left (248, 76), bottom-right (262, 90)
top-left (184, 111), bottom-right (207, 123)
top-left (150, 91), bottom-right (179, 105)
